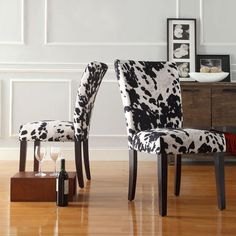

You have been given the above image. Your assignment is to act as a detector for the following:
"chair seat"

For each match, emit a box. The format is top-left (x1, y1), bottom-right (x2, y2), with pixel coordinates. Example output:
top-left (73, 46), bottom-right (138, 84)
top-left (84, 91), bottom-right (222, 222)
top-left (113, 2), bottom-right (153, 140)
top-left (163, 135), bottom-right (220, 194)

top-left (132, 128), bottom-right (226, 155)
top-left (19, 120), bottom-right (75, 142)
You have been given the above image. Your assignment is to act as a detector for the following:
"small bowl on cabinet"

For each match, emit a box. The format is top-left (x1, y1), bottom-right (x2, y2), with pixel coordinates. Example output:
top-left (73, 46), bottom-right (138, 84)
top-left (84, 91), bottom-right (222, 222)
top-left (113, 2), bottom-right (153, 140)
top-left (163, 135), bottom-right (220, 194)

top-left (189, 72), bottom-right (229, 82)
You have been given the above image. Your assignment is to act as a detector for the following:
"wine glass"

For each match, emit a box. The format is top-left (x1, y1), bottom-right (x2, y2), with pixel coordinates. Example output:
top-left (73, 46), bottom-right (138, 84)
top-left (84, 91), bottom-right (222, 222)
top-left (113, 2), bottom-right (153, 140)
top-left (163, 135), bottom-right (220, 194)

top-left (50, 147), bottom-right (61, 176)
top-left (35, 146), bottom-right (47, 177)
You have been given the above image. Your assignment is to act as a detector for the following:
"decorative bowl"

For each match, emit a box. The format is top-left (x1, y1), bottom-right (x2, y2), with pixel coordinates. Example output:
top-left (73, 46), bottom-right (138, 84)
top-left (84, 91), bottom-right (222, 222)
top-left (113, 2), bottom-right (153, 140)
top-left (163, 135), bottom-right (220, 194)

top-left (189, 72), bottom-right (229, 82)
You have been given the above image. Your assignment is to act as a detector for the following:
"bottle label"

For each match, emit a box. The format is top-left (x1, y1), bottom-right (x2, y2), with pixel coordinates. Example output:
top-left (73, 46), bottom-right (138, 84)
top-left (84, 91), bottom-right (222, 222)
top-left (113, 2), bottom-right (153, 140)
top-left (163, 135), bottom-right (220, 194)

top-left (56, 178), bottom-right (58, 192)
top-left (64, 179), bottom-right (69, 195)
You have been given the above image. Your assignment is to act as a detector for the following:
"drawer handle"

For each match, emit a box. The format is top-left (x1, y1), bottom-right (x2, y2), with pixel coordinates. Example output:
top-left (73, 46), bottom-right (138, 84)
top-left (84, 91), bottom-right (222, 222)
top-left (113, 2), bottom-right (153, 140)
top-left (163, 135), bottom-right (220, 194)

top-left (182, 89), bottom-right (200, 92)
top-left (222, 89), bottom-right (236, 93)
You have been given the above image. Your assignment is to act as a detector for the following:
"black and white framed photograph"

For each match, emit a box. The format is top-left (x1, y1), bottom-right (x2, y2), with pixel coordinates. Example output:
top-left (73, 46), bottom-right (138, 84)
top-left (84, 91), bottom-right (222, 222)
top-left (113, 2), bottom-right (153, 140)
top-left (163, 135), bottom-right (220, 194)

top-left (173, 43), bottom-right (190, 59)
top-left (173, 24), bottom-right (190, 40)
top-left (175, 62), bottom-right (190, 78)
top-left (196, 55), bottom-right (230, 82)
top-left (167, 18), bottom-right (196, 81)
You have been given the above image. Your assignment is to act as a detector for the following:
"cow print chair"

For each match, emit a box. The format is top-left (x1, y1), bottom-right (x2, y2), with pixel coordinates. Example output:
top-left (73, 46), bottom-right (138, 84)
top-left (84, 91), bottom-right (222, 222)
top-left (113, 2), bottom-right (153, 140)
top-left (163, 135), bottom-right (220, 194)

top-left (19, 61), bottom-right (108, 188)
top-left (114, 60), bottom-right (226, 216)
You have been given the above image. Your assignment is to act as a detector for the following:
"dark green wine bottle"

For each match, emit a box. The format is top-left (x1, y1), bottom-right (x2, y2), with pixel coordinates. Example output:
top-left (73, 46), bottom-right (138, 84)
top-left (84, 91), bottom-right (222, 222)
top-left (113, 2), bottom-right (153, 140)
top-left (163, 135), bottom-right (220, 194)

top-left (56, 159), bottom-right (68, 206)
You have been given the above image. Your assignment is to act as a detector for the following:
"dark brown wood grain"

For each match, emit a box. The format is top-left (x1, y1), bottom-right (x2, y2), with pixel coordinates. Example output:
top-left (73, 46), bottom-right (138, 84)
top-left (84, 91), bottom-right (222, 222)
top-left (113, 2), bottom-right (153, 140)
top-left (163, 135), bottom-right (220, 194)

top-left (181, 85), bottom-right (211, 128)
top-left (181, 82), bottom-right (236, 128)
top-left (212, 87), bottom-right (236, 126)
top-left (11, 172), bottom-right (77, 202)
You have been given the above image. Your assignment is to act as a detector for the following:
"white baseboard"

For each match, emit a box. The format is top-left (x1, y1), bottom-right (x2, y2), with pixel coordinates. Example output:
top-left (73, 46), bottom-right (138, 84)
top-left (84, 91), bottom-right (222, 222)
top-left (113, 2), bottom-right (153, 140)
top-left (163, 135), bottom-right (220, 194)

top-left (3, 148), bottom-right (233, 163)
top-left (0, 147), bottom-right (156, 161)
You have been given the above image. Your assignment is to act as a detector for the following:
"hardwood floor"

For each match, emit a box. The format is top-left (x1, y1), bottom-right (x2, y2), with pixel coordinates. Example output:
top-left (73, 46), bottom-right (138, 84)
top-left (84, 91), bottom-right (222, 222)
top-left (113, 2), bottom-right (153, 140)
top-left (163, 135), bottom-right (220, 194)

top-left (1, 160), bottom-right (236, 235)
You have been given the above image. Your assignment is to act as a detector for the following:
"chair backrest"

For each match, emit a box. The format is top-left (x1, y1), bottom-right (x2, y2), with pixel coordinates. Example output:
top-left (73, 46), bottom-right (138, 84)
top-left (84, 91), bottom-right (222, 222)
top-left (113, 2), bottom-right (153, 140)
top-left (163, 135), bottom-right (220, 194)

top-left (74, 61), bottom-right (108, 141)
top-left (114, 60), bottom-right (183, 148)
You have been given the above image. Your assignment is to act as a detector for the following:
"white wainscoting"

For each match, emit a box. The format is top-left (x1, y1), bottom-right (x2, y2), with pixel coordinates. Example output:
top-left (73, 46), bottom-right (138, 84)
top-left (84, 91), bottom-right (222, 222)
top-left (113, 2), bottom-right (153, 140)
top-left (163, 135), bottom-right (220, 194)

top-left (0, 0), bottom-right (24, 45)
top-left (9, 79), bottom-right (72, 136)
top-left (200, 0), bottom-right (236, 46)
top-left (0, 0), bottom-right (236, 160)
top-left (44, 0), bottom-right (179, 46)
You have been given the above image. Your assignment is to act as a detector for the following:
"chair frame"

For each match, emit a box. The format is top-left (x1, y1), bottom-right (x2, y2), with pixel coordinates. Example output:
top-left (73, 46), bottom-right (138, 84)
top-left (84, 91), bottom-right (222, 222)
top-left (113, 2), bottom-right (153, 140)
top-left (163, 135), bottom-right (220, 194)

top-left (19, 139), bottom-right (91, 188)
top-left (19, 62), bottom-right (107, 188)
top-left (128, 149), bottom-right (225, 216)
top-left (114, 60), bottom-right (226, 216)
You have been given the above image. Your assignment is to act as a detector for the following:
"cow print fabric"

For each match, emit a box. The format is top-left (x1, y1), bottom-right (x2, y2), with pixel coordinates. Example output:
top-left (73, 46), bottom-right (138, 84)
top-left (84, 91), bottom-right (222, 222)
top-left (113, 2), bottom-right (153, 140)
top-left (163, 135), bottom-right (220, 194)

top-left (133, 128), bottom-right (225, 155)
top-left (19, 62), bottom-right (108, 142)
top-left (19, 120), bottom-right (74, 142)
top-left (114, 60), bottom-right (226, 154)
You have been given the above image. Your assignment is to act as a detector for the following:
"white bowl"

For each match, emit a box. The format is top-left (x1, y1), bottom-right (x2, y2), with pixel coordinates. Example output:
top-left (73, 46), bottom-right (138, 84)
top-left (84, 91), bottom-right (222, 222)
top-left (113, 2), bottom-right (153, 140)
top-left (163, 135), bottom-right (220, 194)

top-left (189, 72), bottom-right (229, 82)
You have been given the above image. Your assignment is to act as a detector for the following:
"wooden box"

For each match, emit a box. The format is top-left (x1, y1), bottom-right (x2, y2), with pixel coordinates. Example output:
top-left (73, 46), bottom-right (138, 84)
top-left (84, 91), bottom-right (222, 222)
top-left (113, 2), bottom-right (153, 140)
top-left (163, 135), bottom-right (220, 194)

top-left (10, 172), bottom-right (77, 202)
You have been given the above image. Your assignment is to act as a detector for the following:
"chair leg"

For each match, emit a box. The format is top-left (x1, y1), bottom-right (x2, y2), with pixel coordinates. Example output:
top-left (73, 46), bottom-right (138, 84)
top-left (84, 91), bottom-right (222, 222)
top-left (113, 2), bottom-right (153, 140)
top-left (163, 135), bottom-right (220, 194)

top-left (214, 152), bottom-right (226, 210)
top-left (128, 150), bottom-right (137, 201)
top-left (158, 153), bottom-right (168, 217)
top-left (19, 141), bottom-right (27, 171)
top-left (74, 140), bottom-right (84, 188)
top-left (33, 140), bottom-right (40, 171)
top-left (83, 139), bottom-right (91, 180)
top-left (174, 154), bottom-right (182, 196)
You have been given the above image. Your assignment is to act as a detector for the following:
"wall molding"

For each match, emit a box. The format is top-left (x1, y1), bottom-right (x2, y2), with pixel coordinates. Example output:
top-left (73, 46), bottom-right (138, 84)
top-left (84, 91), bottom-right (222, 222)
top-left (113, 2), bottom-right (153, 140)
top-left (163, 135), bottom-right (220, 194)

top-left (200, 0), bottom-right (236, 46)
top-left (0, 62), bottom-right (235, 81)
top-left (44, 0), bottom-right (179, 46)
top-left (0, 62), bottom-right (115, 74)
top-left (9, 79), bottom-right (72, 137)
top-left (0, 0), bottom-right (25, 45)
top-left (0, 61), bottom-right (235, 74)
top-left (176, 0), bottom-right (180, 18)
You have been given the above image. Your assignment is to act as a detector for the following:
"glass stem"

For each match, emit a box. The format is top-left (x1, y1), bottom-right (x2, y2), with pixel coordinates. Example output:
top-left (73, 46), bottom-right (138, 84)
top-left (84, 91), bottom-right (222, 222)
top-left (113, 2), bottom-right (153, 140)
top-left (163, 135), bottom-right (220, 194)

top-left (54, 161), bottom-right (57, 174)
top-left (39, 161), bottom-right (42, 175)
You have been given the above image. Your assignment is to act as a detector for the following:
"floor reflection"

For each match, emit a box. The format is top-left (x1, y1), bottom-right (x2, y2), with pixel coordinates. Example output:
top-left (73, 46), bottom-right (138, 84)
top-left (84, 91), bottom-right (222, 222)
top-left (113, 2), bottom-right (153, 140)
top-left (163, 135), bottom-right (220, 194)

top-left (9, 181), bottom-right (92, 236)
top-left (3, 161), bottom-right (236, 236)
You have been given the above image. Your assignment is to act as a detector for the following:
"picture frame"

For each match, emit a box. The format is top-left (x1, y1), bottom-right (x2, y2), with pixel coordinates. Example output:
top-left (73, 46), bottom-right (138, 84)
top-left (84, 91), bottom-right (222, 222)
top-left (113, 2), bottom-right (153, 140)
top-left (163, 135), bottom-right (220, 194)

top-left (196, 54), bottom-right (230, 82)
top-left (167, 18), bottom-right (196, 81)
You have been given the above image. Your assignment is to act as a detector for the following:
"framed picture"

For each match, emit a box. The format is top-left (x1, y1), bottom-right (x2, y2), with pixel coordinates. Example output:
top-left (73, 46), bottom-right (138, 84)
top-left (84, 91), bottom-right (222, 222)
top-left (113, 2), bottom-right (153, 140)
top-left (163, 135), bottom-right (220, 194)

top-left (167, 18), bottom-right (196, 81)
top-left (196, 55), bottom-right (230, 82)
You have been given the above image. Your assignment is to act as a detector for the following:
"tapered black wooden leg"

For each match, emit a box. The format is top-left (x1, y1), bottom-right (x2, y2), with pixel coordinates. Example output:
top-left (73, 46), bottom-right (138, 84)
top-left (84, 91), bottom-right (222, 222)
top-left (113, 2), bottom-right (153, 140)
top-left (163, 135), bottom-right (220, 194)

top-left (75, 140), bottom-right (84, 188)
top-left (174, 154), bottom-right (182, 196)
top-left (19, 141), bottom-right (27, 171)
top-left (83, 139), bottom-right (91, 180)
top-left (34, 140), bottom-right (40, 171)
top-left (214, 152), bottom-right (225, 210)
top-left (128, 150), bottom-right (137, 201)
top-left (158, 153), bottom-right (168, 216)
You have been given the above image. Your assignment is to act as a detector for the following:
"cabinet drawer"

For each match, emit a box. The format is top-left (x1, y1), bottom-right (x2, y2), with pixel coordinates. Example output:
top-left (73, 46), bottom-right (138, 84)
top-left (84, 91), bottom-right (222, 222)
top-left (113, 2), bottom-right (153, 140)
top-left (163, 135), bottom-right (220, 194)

top-left (181, 87), bottom-right (211, 128)
top-left (212, 88), bottom-right (236, 126)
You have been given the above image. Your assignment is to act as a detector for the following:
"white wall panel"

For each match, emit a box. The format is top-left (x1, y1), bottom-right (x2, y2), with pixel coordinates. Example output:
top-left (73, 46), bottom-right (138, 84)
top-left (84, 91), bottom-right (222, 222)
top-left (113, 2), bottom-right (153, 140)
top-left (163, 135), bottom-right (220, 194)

top-left (0, 0), bottom-right (236, 157)
top-left (10, 79), bottom-right (71, 136)
top-left (90, 80), bottom-right (126, 136)
top-left (201, 0), bottom-right (236, 45)
top-left (45, 0), bottom-right (177, 45)
top-left (0, 0), bottom-right (24, 44)
top-left (0, 81), bottom-right (1, 136)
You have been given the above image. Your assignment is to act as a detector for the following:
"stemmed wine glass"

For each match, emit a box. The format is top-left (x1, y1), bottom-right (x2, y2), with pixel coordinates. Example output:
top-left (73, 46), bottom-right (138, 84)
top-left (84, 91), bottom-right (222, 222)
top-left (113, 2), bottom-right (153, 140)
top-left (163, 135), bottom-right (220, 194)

top-left (35, 146), bottom-right (47, 177)
top-left (50, 147), bottom-right (61, 176)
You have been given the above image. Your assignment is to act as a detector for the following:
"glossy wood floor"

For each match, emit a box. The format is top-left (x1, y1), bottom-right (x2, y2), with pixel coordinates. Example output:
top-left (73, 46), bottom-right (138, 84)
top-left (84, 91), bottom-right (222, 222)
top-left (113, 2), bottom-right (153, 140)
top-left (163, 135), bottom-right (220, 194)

top-left (1, 160), bottom-right (236, 235)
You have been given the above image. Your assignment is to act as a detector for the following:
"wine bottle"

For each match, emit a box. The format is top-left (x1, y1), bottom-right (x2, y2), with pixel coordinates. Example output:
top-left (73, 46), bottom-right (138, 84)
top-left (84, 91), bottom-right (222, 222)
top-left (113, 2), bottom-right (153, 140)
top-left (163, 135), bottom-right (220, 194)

top-left (56, 158), bottom-right (69, 206)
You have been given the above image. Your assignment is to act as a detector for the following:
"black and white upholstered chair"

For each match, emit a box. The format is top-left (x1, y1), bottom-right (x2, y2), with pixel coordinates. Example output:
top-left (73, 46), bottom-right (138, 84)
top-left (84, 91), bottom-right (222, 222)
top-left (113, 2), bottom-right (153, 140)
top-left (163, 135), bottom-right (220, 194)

top-left (19, 61), bottom-right (108, 188)
top-left (114, 60), bottom-right (226, 216)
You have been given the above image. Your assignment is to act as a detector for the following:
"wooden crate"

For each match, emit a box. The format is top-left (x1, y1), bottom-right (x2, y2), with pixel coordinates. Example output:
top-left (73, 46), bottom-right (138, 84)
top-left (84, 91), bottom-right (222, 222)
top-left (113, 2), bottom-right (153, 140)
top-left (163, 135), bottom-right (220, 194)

top-left (11, 172), bottom-right (77, 202)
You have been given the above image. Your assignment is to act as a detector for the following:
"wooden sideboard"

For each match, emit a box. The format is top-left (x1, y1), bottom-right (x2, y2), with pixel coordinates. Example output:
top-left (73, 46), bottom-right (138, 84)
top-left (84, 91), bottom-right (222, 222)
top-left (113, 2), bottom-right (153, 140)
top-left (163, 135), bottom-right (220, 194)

top-left (180, 82), bottom-right (236, 162)
top-left (181, 82), bottom-right (236, 129)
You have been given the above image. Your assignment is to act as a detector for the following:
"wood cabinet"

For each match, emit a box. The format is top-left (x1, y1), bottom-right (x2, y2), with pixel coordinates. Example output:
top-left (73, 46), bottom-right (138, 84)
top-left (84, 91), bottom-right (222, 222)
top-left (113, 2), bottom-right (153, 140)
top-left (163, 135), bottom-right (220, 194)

top-left (180, 82), bottom-right (236, 162)
top-left (212, 87), bottom-right (236, 126)
top-left (181, 82), bottom-right (236, 129)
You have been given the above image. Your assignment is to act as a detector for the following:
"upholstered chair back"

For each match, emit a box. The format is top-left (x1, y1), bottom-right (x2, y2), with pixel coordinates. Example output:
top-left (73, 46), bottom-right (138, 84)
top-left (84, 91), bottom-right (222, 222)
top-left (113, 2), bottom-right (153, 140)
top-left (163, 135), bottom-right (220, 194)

top-left (74, 62), bottom-right (108, 141)
top-left (114, 60), bottom-right (183, 148)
